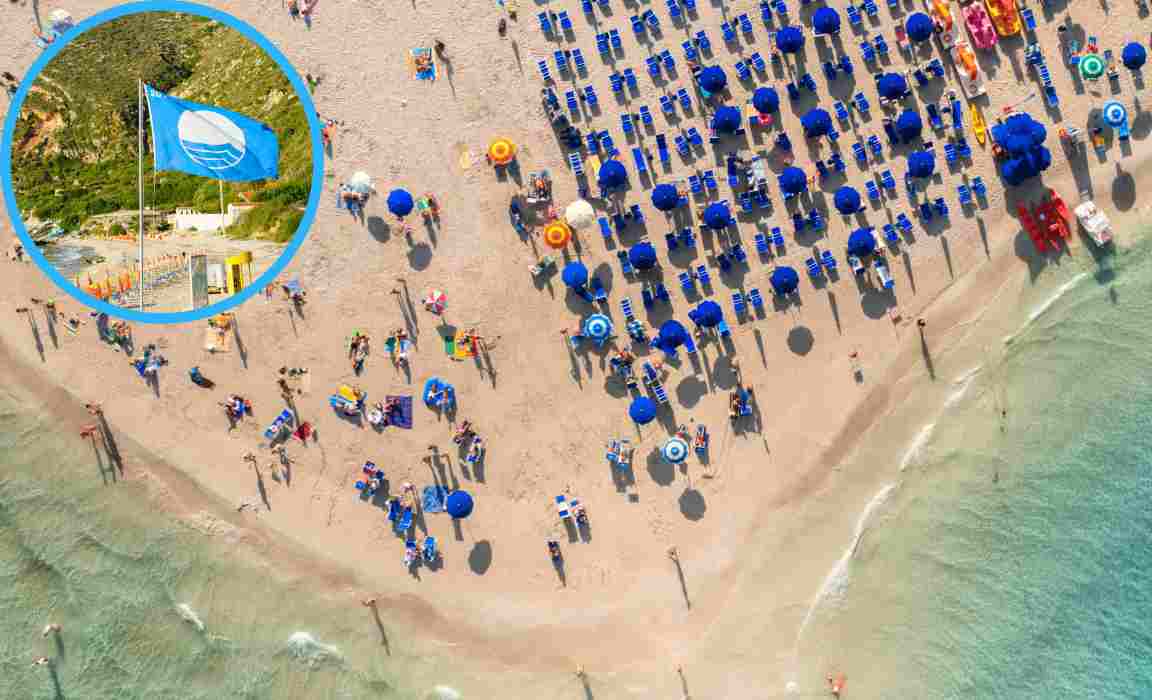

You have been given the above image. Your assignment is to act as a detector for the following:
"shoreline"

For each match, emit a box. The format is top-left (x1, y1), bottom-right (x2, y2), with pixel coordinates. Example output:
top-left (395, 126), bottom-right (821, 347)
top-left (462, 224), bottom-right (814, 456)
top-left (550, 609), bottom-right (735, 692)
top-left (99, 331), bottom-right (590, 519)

top-left (3, 0), bottom-right (1151, 695)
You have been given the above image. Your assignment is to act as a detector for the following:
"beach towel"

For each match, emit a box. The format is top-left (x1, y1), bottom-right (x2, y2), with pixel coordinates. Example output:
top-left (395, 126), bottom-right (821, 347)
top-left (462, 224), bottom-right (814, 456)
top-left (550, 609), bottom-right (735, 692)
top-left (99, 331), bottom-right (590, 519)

top-left (442, 335), bottom-right (455, 357)
top-left (453, 330), bottom-right (477, 359)
top-left (422, 485), bottom-right (448, 513)
top-left (409, 48), bottom-right (436, 81)
top-left (387, 395), bottom-right (413, 429)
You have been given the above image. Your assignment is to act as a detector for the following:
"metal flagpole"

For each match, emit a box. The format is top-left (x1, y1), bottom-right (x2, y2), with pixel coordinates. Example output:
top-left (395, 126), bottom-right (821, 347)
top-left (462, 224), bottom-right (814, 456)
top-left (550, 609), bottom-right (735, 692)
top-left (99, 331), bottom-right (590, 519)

top-left (137, 79), bottom-right (145, 311)
top-left (218, 180), bottom-right (226, 235)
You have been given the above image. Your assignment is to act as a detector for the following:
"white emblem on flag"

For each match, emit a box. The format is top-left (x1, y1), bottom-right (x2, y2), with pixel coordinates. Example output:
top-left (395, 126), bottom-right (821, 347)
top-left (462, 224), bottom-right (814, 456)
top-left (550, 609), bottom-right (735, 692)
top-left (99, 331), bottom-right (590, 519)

top-left (177, 110), bottom-right (247, 171)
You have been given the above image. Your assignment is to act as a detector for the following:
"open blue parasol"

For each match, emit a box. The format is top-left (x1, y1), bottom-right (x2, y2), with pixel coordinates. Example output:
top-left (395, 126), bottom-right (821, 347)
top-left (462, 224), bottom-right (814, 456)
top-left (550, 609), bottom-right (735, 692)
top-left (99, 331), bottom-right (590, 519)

top-left (847, 227), bottom-right (878, 256)
top-left (779, 166), bottom-right (808, 195)
top-left (446, 490), bottom-right (474, 518)
top-left (812, 7), bottom-right (841, 36)
top-left (833, 186), bottom-right (862, 215)
top-left (651, 183), bottom-right (681, 211)
top-left (713, 106), bottom-right (743, 134)
top-left (629, 242), bottom-right (658, 270)
top-left (906, 12), bottom-right (934, 43)
top-left (629, 396), bottom-right (657, 424)
top-left (776, 26), bottom-right (805, 54)
top-left (387, 189), bottom-right (414, 217)
top-left (702, 202), bottom-right (732, 230)
top-left (561, 261), bottom-right (588, 288)
top-left (752, 86), bottom-right (780, 114)
top-left (907, 150), bottom-right (935, 178)
top-left (699, 66), bottom-right (728, 93)
top-left (770, 266), bottom-right (800, 295)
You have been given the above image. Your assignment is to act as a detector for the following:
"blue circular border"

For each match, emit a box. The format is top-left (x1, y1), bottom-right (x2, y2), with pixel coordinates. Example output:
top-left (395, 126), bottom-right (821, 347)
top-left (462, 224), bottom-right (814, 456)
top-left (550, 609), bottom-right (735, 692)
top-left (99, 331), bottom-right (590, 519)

top-left (1, 1), bottom-right (323, 324)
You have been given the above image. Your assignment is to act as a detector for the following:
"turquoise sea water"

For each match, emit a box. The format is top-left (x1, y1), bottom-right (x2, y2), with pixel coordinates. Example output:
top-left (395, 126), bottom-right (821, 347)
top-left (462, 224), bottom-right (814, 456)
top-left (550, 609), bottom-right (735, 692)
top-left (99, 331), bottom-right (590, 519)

top-left (801, 232), bottom-right (1152, 697)
top-left (0, 390), bottom-right (453, 699)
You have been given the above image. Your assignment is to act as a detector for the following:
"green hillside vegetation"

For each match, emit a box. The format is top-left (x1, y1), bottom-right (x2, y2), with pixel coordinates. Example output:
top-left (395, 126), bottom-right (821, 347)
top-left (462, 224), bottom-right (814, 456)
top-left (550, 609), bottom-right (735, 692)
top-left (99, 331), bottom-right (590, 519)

top-left (12, 13), bottom-right (311, 242)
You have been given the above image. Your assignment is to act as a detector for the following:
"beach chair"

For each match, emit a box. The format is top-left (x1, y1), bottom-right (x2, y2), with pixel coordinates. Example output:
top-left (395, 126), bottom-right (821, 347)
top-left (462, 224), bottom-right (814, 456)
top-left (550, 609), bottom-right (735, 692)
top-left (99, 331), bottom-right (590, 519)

top-left (957, 184), bottom-right (973, 207)
top-left (792, 211), bottom-right (807, 234)
top-left (423, 536), bottom-right (437, 563)
top-left (896, 211), bottom-right (913, 234)
top-left (703, 169), bottom-right (718, 192)
top-left (848, 254), bottom-right (865, 276)
top-left (847, 5), bottom-right (862, 30)
top-left (805, 256), bottom-right (821, 279)
top-left (874, 258), bottom-right (894, 289)
top-left (696, 264), bottom-right (711, 289)
top-left (821, 250), bottom-right (837, 272)
top-left (800, 73), bottom-right (817, 92)
top-left (971, 176), bottom-right (987, 199)
top-left (677, 87), bottom-right (692, 111)
top-left (687, 127), bottom-right (703, 146)
top-left (556, 495), bottom-right (571, 520)
top-left (738, 191), bottom-right (753, 214)
top-left (749, 288), bottom-right (764, 312)
top-left (721, 21), bottom-right (736, 42)
top-left (538, 60), bottom-right (552, 82)
top-left (839, 55), bottom-right (854, 75)
top-left (735, 61), bottom-right (751, 81)
top-left (642, 285), bottom-right (655, 309)
top-left (816, 159), bottom-right (830, 181)
top-left (771, 226), bottom-right (785, 247)
top-left (397, 507), bottom-right (413, 533)
top-left (773, 0), bottom-right (787, 16)
top-left (823, 60), bottom-right (838, 82)
top-left (610, 72), bottom-right (624, 94)
top-left (754, 232), bottom-right (770, 257)
top-left (609, 28), bottom-right (623, 50)
top-left (827, 128), bottom-right (840, 144)
top-left (679, 227), bottom-right (696, 247)
top-left (732, 291), bottom-right (747, 317)
top-left (1045, 85), bottom-right (1060, 109)
top-left (853, 92), bottom-right (870, 116)
top-left (620, 112), bottom-right (634, 137)
top-left (956, 137), bottom-right (971, 160)
top-left (738, 12), bottom-right (753, 35)
top-left (573, 49), bottom-right (587, 75)
top-left (944, 142), bottom-right (957, 165)
top-left (883, 222), bottom-right (899, 245)
top-left (566, 90), bottom-right (579, 114)
top-left (661, 50), bottom-right (675, 73)
top-left (617, 250), bottom-right (634, 275)
top-left (808, 209), bottom-right (825, 231)
top-left (568, 152), bottom-right (585, 176)
top-left (927, 103), bottom-right (944, 131)
top-left (387, 498), bottom-right (402, 522)
top-left (582, 0), bottom-right (593, 14)
top-left (656, 134), bottom-right (670, 164)
top-left (852, 142), bottom-right (867, 167)
top-left (760, 0), bottom-right (772, 22)
top-left (919, 201), bottom-right (934, 221)
top-left (591, 276), bottom-right (608, 302)
top-left (874, 35), bottom-right (888, 58)
top-left (866, 181), bottom-right (881, 202)
top-left (751, 52), bottom-right (766, 73)
top-left (881, 170), bottom-right (896, 194)
top-left (653, 383), bottom-right (670, 403)
top-left (717, 320), bottom-right (732, 338)
top-left (646, 55), bottom-right (661, 79)
top-left (934, 197), bottom-right (949, 218)
top-left (683, 0), bottom-right (696, 12)
top-left (688, 174), bottom-right (702, 196)
top-left (675, 135), bottom-right (690, 157)
top-left (912, 67), bottom-right (929, 88)
top-left (667, 0), bottom-right (682, 21)
top-left (786, 81), bottom-right (800, 100)
top-left (620, 297), bottom-right (635, 320)
top-left (716, 252), bottom-right (732, 272)
top-left (859, 39), bottom-right (875, 63)
top-left (643, 8), bottom-right (661, 32)
top-left (754, 189), bottom-right (772, 209)
top-left (623, 67), bottom-right (638, 90)
top-left (694, 30), bottom-right (711, 54)
top-left (682, 39), bottom-right (698, 62)
top-left (597, 32), bottom-right (610, 58)
top-left (631, 14), bottom-right (645, 35)
top-left (863, 0), bottom-right (878, 17)
top-left (600, 131), bottom-right (618, 156)
top-left (868, 135), bottom-right (883, 158)
top-left (731, 243), bottom-right (747, 263)
top-left (558, 10), bottom-right (573, 31)
top-left (678, 270), bottom-right (694, 294)
top-left (598, 216), bottom-right (612, 240)
top-left (660, 94), bottom-right (675, 117)
top-left (630, 203), bottom-right (645, 223)
top-left (538, 12), bottom-right (553, 35)
top-left (1022, 8), bottom-right (1036, 32)
top-left (584, 85), bottom-right (598, 108)
top-left (555, 50), bottom-right (570, 75)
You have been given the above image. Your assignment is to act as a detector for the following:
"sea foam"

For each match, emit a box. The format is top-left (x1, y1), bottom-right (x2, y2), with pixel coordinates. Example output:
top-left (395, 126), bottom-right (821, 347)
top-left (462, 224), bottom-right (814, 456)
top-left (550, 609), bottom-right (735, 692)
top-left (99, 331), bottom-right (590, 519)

top-left (1004, 272), bottom-right (1089, 344)
top-left (898, 424), bottom-right (936, 472)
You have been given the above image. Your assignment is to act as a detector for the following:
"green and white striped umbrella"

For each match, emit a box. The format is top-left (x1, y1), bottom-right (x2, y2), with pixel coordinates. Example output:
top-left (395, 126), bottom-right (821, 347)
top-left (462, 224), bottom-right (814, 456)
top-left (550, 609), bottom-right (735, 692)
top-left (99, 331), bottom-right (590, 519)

top-left (1079, 53), bottom-right (1106, 81)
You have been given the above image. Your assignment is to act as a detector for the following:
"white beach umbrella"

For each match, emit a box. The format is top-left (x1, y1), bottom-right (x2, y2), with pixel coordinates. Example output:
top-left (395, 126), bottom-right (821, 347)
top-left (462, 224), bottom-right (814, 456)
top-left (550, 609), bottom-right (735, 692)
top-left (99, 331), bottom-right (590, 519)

top-left (347, 171), bottom-right (375, 194)
top-left (661, 436), bottom-right (690, 464)
top-left (564, 200), bottom-right (596, 230)
top-left (49, 9), bottom-right (74, 31)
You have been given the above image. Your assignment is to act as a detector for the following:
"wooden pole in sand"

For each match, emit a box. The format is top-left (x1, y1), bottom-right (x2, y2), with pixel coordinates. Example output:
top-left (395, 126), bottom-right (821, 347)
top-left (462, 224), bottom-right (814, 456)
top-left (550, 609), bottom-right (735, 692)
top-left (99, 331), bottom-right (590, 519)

top-left (137, 79), bottom-right (145, 311)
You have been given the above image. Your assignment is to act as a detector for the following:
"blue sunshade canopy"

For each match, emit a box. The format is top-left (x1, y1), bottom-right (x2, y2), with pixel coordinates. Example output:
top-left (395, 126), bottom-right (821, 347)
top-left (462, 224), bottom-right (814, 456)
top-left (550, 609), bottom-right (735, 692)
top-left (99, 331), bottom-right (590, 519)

top-left (561, 261), bottom-right (588, 288)
top-left (770, 266), bottom-right (800, 295)
top-left (833, 186), bottom-right (862, 214)
top-left (847, 227), bottom-right (877, 256)
top-left (387, 189), bottom-right (414, 217)
top-left (906, 12), bottom-right (934, 42)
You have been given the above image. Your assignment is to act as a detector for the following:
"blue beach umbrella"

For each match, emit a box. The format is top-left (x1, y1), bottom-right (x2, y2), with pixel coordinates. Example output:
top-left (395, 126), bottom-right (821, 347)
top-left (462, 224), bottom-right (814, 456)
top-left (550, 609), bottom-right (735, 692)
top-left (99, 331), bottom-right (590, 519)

top-left (776, 26), bottom-right (805, 54)
top-left (1123, 42), bottom-right (1147, 70)
top-left (651, 183), bottom-right (681, 211)
top-left (779, 166), bottom-right (808, 195)
top-left (752, 86), bottom-right (780, 114)
top-left (812, 6), bottom-right (841, 36)
top-left (629, 241), bottom-right (658, 270)
top-left (990, 113), bottom-right (1047, 155)
top-left (877, 72), bottom-right (909, 100)
top-left (895, 109), bottom-right (923, 143)
top-left (561, 261), bottom-right (588, 288)
top-left (833, 186), bottom-right (862, 215)
top-left (699, 66), bottom-right (728, 93)
top-left (906, 12), bottom-right (934, 43)
top-left (583, 313), bottom-right (614, 343)
top-left (1102, 100), bottom-right (1129, 129)
top-left (598, 160), bottom-right (628, 190)
top-left (692, 300), bottom-right (724, 328)
top-left (629, 396), bottom-right (657, 424)
top-left (446, 490), bottom-right (474, 519)
top-left (713, 106), bottom-right (743, 134)
top-left (770, 266), bottom-right (800, 295)
top-left (387, 189), bottom-right (414, 217)
top-left (661, 436), bottom-right (691, 464)
top-left (847, 227), bottom-right (878, 256)
top-left (702, 202), bottom-right (732, 230)
top-left (907, 150), bottom-right (935, 178)
top-left (655, 319), bottom-right (689, 351)
top-left (1000, 147), bottom-right (1052, 186)
top-left (801, 108), bottom-right (833, 137)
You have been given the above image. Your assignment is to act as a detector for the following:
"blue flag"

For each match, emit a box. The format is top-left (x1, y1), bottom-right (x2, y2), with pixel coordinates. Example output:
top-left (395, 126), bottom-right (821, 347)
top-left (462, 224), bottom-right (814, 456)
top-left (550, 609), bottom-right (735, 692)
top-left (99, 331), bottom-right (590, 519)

top-left (145, 85), bottom-right (279, 182)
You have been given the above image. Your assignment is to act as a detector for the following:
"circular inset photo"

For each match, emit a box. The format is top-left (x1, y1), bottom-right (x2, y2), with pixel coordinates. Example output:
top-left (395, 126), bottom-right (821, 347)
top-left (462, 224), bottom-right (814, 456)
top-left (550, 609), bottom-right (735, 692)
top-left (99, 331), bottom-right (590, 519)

top-left (2, 3), bottom-right (322, 322)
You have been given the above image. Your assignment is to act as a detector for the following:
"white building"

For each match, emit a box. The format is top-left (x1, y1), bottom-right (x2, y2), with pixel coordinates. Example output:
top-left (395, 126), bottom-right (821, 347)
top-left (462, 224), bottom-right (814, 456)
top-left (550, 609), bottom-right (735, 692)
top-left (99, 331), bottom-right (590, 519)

top-left (172, 204), bottom-right (254, 232)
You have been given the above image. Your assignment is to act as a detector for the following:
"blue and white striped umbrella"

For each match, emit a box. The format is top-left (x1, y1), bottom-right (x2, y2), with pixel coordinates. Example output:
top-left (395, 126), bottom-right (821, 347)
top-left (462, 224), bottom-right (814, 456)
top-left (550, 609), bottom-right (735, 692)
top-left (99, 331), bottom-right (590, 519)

top-left (662, 436), bottom-right (690, 464)
top-left (1102, 100), bottom-right (1129, 129)
top-left (583, 313), bottom-right (614, 342)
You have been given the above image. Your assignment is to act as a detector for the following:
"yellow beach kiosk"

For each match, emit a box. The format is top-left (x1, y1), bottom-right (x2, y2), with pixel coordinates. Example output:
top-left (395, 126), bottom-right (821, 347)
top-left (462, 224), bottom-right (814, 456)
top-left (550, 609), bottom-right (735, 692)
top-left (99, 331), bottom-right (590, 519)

top-left (225, 251), bottom-right (253, 296)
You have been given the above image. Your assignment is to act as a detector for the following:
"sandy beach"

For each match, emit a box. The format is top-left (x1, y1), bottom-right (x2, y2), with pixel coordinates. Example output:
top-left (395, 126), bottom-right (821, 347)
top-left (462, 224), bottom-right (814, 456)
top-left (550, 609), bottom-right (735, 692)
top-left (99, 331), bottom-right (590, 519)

top-left (3, 0), bottom-right (1151, 696)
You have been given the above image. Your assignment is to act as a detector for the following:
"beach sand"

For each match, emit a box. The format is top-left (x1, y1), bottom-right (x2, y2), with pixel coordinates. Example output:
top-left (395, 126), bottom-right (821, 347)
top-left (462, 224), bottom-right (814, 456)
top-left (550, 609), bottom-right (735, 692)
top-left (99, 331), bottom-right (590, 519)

top-left (2, 0), bottom-right (1150, 695)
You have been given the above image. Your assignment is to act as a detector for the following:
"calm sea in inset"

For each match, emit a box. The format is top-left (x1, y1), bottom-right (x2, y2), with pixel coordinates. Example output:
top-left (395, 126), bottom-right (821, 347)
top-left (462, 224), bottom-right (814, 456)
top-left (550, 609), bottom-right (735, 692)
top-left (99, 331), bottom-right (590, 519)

top-left (798, 230), bottom-right (1152, 697)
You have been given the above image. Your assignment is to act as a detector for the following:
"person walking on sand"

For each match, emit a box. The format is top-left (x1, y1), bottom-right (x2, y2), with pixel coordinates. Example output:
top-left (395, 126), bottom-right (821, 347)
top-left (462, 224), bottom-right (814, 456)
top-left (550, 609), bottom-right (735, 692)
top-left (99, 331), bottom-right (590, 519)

top-left (361, 597), bottom-right (377, 608)
top-left (42, 623), bottom-right (61, 638)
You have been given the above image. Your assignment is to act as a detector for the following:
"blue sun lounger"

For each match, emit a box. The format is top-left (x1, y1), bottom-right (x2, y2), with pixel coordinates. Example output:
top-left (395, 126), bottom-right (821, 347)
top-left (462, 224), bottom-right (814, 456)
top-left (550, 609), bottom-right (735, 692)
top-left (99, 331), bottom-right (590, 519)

top-left (555, 50), bottom-right (569, 75)
top-left (573, 49), bottom-right (586, 75)
top-left (624, 68), bottom-right (638, 90)
top-left (847, 5), bottom-right (862, 29)
top-left (721, 21), bottom-right (736, 42)
top-left (881, 170), bottom-right (896, 194)
top-left (883, 222), bottom-right (899, 244)
top-left (620, 297), bottom-right (635, 321)
top-left (695, 30), bottom-right (711, 54)
top-left (749, 288), bottom-right (764, 312)
top-left (896, 211), bottom-right (913, 234)
top-left (957, 184), bottom-right (972, 206)
top-left (656, 134), bottom-right (670, 164)
top-left (821, 249), bottom-right (837, 271)
top-left (852, 142), bottom-right (867, 167)
top-left (646, 55), bottom-right (661, 79)
top-left (538, 60), bottom-right (552, 82)
top-left (770, 226), bottom-right (785, 247)
top-left (609, 28), bottom-right (622, 50)
top-left (751, 52), bottom-right (766, 72)
top-left (538, 12), bottom-right (553, 35)
top-left (597, 32), bottom-right (610, 58)
top-left (859, 38), bottom-right (875, 62)
top-left (805, 257), bottom-right (821, 279)
top-left (584, 85), bottom-right (598, 108)
top-left (396, 507), bottom-right (413, 533)
top-left (732, 291), bottom-right (747, 317)
top-left (618, 250), bottom-right (634, 275)
top-left (599, 216), bottom-right (612, 240)
top-left (735, 61), bottom-right (751, 81)
top-left (631, 14), bottom-right (645, 35)
top-left (868, 135), bottom-right (883, 158)
top-left (971, 176), bottom-right (987, 199)
top-left (678, 87), bottom-right (692, 110)
top-left (866, 181), bottom-right (881, 202)
top-left (696, 264), bottom-right (711, 289)
top-left (643, 8), bottom-right (661, 32)
top-left (423, 536), bottom-right (437, 563)
top-left (754, 232), bottom-right (770, 257)
top-left (558, 10), bottom-right (573, 32)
